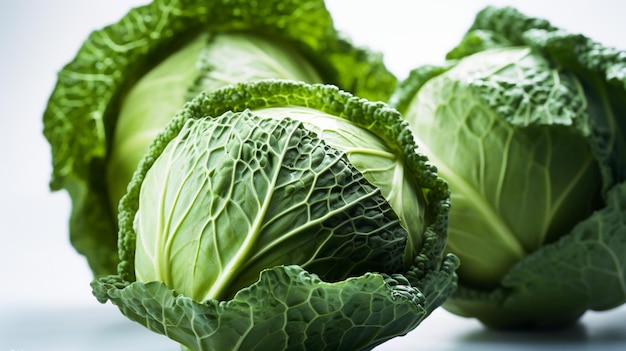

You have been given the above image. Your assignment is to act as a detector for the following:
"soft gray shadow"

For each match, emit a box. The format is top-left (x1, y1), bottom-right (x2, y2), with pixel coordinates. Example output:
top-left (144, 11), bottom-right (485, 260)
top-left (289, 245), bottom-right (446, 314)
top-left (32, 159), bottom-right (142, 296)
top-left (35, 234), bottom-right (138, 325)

top-left (458, 318), bottom-right (626, 351)
top-left (460, 322), bottom-right (589, 348)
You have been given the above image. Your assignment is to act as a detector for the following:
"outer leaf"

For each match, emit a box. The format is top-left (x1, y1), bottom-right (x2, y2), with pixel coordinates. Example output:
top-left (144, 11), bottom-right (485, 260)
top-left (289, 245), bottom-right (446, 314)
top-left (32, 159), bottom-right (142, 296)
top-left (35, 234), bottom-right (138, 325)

top-left (43, 0), bottom-right (397, 276)
top-left (93, 265), bottom-right (428, 351)
top-left (407, 252), bottom-right (459, 314)
top-left (450, 5), bottom-right (626, 192)
top-left (444, 6), bottom-right (555, 60)
top-left (445, 182), bottom-right (626, 328)
top-left (388, 65), bottom-right (451, 115)
top-left (105, 32), bottom-right (326, 211)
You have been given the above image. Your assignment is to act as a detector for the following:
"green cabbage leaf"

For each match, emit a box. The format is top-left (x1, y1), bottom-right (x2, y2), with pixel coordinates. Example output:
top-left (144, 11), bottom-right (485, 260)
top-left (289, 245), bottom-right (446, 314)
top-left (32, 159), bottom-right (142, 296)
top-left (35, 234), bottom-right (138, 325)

top-left (43, 0), bottom-right (397, 277)
top-left (92, 80), bottom-right (458, 350)
top-left (390, 6), bottom-right (626, 328)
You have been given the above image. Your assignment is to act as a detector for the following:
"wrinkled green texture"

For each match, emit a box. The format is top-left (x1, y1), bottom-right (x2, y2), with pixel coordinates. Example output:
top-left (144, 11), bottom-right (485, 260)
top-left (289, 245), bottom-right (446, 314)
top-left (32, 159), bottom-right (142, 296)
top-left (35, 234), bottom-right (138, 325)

top-left (252, 106), bottom-right (428, 266)
top-left (43, 0), bottom-right (397, 277)
top-left (390, 6), bottom-right (626, 328)
top-left (445, 6), bottom-right (626, 190)
top-left (94, 266), bottom-right (431, 351)
top-left (444, 182), bottom-right (626, 328)
top-left (398, 46), bottom-right (603, 290)
top-left (93, 80), bottom-right (458, 350)
top-left (134, 110), bottom-right (408, 301)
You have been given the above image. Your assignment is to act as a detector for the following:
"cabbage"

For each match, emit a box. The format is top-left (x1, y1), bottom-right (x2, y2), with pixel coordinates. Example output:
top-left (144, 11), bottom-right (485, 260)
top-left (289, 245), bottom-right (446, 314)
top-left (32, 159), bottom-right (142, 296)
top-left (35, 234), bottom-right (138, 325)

top-left (91, 80), bottom-right (458, 350)
top-left (391, 6), bottom-right (626, 328)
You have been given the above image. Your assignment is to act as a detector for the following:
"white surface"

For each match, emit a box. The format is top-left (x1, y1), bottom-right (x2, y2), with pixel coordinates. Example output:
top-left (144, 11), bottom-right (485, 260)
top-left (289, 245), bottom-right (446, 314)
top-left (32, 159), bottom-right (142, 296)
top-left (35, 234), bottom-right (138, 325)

top-left (1, 0), bottom-right (625, 350)
top-left (2, 303), bottom-right (626, 351)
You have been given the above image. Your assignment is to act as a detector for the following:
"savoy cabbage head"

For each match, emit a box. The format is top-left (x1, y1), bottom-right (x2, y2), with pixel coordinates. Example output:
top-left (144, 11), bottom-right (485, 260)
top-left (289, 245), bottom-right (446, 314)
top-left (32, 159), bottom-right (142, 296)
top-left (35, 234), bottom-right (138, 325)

top-left (92, 80), bottom-right (458, 350)
top-left (390, 6), bottom-right (626, 328)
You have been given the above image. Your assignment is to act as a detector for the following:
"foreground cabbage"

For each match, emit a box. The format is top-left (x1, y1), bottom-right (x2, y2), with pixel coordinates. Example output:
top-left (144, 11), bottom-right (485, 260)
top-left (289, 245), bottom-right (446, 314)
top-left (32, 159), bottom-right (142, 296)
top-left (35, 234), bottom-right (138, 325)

top-left (42, 0), bottom-right (396, 277)
top-left (391, 6), bottom-right (626, 328)
top-left (92, 80), bottom-right (458, 350)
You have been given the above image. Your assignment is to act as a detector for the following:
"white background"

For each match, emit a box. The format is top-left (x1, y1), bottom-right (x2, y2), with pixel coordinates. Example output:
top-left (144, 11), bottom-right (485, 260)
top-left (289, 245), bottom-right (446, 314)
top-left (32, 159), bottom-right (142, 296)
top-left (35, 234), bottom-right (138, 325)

top-left (1, 0), bottom-right (625, 350)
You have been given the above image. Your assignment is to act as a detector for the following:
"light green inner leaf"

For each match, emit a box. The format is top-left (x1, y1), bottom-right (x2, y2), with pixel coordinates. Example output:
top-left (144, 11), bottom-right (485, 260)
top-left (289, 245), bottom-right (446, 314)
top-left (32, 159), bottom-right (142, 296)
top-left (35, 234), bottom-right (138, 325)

top-left (107, 32), bottom-right (323, 212)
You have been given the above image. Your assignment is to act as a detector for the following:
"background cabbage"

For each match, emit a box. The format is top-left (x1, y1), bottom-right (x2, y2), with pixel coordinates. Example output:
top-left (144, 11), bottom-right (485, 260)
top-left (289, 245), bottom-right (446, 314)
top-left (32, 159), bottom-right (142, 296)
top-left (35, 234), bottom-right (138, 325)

top-left (42, 0), bottom-right (397, 277)
top-left (391, 6), bottom-right (626, 328)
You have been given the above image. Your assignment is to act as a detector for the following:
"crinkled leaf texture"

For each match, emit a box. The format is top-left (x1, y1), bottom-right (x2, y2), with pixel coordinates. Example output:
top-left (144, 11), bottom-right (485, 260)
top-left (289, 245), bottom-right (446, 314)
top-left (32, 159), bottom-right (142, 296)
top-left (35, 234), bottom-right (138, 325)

top-left (93, 80), bottom-right (458, 350)
top-left (42, 0), bottom-right (397, 277)
top-left (93, 265), bottom-right (435, 351)
top-left (447, 5), bottom-right (626, 191)
top-left (391, 6), bottom-right (626, 328)
top-left (445, 182), bottom-right (626, 328)
top-left (133, 110), bottom-right (410, 301)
